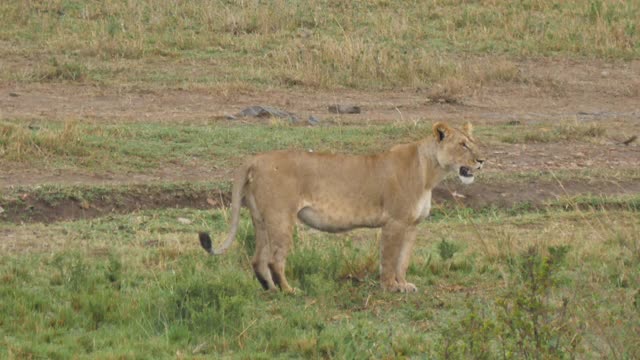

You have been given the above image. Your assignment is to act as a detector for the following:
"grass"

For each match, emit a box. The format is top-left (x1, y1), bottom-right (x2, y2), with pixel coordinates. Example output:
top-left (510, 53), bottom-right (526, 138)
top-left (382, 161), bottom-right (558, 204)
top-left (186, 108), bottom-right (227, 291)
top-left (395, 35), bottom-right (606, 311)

top-left (1, 1), bottom-right (638, 90)
top-left (500, 121), bottom-right (608, 144)
top-left (2, 119), bottom-right (633, 181)
top-left (0, 205), bottom-right (638, 358)
top-left (0, 119), bottom-right (428, 173)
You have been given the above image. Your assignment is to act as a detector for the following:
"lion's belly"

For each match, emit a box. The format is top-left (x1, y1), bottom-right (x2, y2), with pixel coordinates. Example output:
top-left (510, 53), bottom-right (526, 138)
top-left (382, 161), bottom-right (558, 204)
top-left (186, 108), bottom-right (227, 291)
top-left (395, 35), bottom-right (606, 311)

top-left (297, 205), bottom-right (385, 233)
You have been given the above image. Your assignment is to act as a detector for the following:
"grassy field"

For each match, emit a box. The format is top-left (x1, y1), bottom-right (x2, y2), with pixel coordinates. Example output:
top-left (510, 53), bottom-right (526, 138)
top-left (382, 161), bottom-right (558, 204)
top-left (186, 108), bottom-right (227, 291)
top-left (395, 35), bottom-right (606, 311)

top-left (1, 1), bottom-right (638, 90)
top-left (1, 1), bottom-right (640, 359)
top-left (0, 118), bottom-right (624, 175)
top-left (1, 204), bottom-right (639, 358)
top-left (0, 119), bottom-right (431, 172)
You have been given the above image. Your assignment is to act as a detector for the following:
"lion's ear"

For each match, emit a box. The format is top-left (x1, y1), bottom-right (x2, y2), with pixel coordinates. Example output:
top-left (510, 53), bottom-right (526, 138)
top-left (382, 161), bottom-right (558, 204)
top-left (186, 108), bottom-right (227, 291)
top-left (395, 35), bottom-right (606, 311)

top-left (463, 122), bottom-right (473, 136)
top-left (433, 122), bottom-right (450, 142)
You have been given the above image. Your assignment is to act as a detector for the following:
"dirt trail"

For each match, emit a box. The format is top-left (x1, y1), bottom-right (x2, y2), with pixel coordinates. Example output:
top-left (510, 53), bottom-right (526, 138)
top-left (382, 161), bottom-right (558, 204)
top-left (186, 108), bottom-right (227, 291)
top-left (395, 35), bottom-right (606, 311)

top-left (2, 60), bottom-right (639, 125)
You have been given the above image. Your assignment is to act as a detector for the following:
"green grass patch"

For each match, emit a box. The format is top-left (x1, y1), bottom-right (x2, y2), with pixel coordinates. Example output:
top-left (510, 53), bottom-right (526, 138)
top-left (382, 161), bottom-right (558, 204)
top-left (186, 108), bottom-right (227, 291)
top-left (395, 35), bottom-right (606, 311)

top-left (1, 206), bottom-right (638, 357)
top-left (0, 119), bottom-right (426, 173)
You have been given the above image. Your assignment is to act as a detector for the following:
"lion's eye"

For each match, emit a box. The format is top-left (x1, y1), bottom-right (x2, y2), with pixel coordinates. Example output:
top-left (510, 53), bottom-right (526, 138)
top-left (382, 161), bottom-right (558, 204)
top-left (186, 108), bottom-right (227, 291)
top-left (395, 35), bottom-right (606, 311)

top-left (462, 143), bottom-right (469, 149)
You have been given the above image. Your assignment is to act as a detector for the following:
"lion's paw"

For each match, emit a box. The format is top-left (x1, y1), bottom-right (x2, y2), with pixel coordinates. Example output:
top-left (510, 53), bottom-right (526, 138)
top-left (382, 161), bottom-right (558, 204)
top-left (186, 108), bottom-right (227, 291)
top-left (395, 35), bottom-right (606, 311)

top-left (286, 287), bottom-right (303, 296)
top-left (382, 280), bottom-right (418, 293)
top-left (399, 282), bottom-right (418, 293)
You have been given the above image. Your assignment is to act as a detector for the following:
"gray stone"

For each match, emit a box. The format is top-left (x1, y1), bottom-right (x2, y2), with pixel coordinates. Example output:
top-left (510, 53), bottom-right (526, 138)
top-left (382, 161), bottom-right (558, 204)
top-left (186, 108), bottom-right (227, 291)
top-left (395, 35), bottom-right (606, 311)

top-left (308, 115), bottom-right (320, 125)
top-left (328, 104), bottom-right (361, 114)
top-left (234, 105), bottom-right (299, 122)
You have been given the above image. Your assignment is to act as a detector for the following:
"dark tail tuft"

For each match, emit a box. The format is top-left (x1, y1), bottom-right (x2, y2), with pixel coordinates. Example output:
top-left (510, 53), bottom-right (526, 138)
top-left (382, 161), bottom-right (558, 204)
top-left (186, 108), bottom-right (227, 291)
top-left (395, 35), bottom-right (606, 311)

top-left (198, 232), bottom-right (213, 254)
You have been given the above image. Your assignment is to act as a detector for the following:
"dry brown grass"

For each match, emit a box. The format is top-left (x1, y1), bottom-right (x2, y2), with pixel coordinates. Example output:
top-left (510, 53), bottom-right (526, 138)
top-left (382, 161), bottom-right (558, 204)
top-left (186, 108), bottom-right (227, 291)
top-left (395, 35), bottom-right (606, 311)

top-left (0, 120), bottom-right (87, 161)
top-left (0, 1), bottom-right (637, 90)
top-left (501, 121), bottom-right (608, 144)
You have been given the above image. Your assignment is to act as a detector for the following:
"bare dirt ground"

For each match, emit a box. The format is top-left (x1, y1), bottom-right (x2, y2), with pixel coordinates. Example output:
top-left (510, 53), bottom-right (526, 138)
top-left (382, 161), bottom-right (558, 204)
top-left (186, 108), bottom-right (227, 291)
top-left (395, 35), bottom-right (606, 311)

top-left (2, 59), bottom-right (639, 125)
top-left (1, 60), bottom-right (639, 222)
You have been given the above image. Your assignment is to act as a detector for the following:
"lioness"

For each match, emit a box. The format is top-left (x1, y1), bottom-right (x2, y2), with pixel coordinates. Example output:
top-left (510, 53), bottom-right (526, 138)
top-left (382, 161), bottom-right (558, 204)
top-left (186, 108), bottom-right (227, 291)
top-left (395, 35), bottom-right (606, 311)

top-left (199, 122), bottom-right (485, 292)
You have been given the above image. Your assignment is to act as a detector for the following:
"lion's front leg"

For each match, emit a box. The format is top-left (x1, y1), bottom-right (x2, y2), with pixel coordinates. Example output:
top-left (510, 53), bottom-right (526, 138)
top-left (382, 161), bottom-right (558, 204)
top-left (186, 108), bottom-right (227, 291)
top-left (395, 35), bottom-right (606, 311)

top-left (380, 222), bottom-right (418, 293)
top-left (396, 225), bottom-right (417, 292)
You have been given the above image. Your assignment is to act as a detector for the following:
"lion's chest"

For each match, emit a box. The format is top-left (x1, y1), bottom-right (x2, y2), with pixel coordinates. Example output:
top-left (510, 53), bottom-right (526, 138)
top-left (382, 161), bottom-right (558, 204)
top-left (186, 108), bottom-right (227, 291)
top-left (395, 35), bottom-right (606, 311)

top-left (414, 190), bottom-right (432, 221)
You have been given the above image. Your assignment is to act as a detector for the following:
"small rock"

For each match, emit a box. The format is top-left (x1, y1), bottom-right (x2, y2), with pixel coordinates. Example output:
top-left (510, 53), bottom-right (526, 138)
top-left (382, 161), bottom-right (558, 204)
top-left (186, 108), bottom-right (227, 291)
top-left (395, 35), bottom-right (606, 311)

top-left (601, 70), bottom-right (609, 77)
top-left (622, 135), bottom-right (637, 146)
top-left (235, 105), bottom-right (299, 122)
top-left (9, 92), bottom-right (19, 97)
top-left (307, 115), bottom-right (320, 125)
top-left (225, 114), bottom-right (237, 120)
top-left (206, 197), bottom-right (217, 206)
top-left (328, 104), bottom-right (361, 114)
top-left (177, 217), bottom-right (192, 225)
top-left (0, 206), bottom-right (4, 214)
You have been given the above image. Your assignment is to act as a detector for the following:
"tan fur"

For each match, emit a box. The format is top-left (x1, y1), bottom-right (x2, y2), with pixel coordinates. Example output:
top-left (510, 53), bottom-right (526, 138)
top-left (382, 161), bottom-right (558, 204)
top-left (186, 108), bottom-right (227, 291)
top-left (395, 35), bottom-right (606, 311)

top-left (203, 122), bottom-right (485, 293)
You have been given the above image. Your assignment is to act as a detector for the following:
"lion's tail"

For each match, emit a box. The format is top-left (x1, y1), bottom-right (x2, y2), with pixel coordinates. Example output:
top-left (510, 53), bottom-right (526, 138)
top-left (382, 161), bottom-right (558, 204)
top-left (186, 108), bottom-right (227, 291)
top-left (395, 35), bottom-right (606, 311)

top-left (199, 162), bottom-right (251, 255)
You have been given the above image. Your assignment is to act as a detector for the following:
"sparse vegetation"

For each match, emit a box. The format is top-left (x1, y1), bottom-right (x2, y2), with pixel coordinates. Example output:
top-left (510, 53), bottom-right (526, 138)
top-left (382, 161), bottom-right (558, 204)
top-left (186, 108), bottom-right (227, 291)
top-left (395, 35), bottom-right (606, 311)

top-left (0, 120), bottom-right (87, 161)
top-left (500, 121), bottom-right (607, 144)
top-left (41, 57), bottom-right (88, 82)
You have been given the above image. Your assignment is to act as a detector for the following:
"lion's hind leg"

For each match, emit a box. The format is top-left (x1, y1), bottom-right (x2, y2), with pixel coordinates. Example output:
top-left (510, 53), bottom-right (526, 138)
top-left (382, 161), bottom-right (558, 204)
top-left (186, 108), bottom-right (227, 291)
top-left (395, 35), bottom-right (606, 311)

top-left (252, 232), bottom-right (277, 291)
top-left (265, 215), bottom-right (296, 293)
top-left (247, 193), bottom-right (278, 291)
top-left (248, 179), bottom-right (296, 293)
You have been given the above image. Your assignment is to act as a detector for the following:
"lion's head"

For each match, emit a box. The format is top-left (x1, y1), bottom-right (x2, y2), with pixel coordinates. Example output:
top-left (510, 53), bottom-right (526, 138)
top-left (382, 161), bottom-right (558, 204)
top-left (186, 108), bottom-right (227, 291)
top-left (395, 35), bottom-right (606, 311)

top-left (432, 122), bottom-right (485, 184)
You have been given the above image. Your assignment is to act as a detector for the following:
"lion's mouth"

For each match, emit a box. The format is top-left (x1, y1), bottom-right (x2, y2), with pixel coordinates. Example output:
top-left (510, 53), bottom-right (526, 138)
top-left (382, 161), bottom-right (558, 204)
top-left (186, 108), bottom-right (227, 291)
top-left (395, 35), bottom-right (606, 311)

top-left (458, 166), bottom-right (475, 185)
top-left (459, 166), bottom-right (473, 178)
